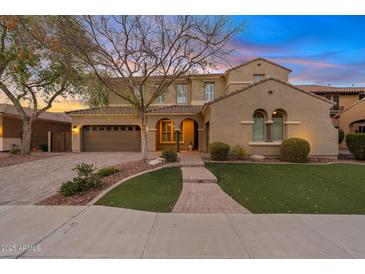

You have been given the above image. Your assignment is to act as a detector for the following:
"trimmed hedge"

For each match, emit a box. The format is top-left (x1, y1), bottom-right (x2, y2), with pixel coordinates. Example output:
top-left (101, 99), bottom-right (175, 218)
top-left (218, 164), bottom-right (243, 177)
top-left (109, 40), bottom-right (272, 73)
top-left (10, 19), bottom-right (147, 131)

top-left (97, 167), bottom-right (119, 177)
top-left (160, 150), bottom-right (177, 162)
top-left (209, 142), bottom-right (230, 161)
top-left (338, 129), bottom-right (345, 144)
top-left (346, 133), bottom-right (365, 160)
top-left (280, 138), bottom-right (310, 163)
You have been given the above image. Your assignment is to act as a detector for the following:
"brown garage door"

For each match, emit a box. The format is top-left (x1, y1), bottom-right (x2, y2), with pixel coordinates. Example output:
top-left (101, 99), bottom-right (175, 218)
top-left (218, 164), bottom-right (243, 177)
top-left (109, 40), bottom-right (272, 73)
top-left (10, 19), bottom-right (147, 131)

top-left (82, 125), bottom-right (141, 152)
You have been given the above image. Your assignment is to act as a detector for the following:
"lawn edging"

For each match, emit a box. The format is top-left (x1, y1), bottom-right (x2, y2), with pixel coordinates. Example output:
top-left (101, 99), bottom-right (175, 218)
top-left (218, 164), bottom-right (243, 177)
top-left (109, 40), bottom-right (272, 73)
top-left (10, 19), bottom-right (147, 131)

top-left (204, 160), bottom-right (365, 166)
top-left (88, 163), bottom-right (181, 206)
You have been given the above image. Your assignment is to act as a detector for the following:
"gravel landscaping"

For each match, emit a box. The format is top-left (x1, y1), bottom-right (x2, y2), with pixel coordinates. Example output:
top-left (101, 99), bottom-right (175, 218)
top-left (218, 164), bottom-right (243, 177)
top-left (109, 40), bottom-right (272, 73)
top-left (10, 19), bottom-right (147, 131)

top-left (37, 160), bottom-right (164, 206)
top-left (0, 153), bottom-right (59, 168)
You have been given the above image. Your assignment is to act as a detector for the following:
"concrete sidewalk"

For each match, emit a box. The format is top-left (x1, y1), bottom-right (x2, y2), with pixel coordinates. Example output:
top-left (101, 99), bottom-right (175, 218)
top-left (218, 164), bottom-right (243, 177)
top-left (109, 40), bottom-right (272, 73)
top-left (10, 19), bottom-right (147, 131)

top-left (0, 205), bottom-right (364, 258)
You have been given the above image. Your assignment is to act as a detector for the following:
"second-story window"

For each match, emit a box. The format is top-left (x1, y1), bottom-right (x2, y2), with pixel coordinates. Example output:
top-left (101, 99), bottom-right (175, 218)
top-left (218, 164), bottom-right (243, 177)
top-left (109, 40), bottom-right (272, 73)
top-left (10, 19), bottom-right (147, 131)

top-left (155, 84), bottom-right (166, 104)
top-left (204, 83), bottom-right (215, 102)
top-left (155, 94), bottom-right (166, 104)
top-left (134, 85), bottom-right (143, 100)
top-left (176, 84), bottom-right (188, 104)
top-left (253, 74), bottom-right (265, 83)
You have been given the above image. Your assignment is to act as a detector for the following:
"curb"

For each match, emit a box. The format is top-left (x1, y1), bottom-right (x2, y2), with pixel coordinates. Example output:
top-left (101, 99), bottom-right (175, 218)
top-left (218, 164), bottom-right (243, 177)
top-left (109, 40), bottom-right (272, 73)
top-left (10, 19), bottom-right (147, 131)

top-left (87, 163), bottom-right (181, 206)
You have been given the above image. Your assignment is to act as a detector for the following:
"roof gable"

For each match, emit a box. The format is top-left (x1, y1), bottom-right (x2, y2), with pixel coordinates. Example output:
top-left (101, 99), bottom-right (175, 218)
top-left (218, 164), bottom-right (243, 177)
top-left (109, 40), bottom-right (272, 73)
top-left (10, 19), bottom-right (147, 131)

top-left (205, 77), bottom-right (334, 108)
top-left (224, 57), bottom-right (292, 76)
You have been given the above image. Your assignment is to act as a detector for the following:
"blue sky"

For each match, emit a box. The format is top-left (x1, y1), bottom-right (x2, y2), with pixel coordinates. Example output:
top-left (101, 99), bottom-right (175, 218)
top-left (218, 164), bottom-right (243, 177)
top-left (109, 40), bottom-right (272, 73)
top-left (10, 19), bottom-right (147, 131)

top-left (227, 16), bottom-right (365, 86)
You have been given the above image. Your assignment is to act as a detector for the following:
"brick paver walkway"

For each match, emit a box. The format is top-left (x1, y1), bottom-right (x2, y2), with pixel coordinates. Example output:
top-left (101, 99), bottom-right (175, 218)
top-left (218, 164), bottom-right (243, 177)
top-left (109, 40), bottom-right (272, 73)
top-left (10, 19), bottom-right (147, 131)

top-left (173, 153), bottom-right (250, 214)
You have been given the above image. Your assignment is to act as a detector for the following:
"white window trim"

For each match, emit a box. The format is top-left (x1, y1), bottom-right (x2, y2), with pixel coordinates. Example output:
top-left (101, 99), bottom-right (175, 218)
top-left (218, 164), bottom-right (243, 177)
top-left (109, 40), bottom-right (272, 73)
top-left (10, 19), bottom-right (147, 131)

top-left (176, 84), bottom-right (188, 104)
top-left (204, 83), bottom-right (215, 102)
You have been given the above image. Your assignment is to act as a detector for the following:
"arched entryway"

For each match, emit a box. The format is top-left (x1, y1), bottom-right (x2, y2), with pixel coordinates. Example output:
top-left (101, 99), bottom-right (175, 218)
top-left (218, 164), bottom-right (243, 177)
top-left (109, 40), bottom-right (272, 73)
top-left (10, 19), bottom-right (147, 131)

top-left (350, 120), bottom-right (365, 133)
top-left (155, 118), bottom-right (199, 151)
top-left (179, 118), bottom-right (199, 151)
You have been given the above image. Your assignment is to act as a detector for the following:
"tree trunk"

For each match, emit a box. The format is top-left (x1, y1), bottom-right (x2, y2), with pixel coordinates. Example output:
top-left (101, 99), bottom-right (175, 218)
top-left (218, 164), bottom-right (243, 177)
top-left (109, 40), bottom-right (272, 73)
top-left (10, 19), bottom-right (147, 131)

top-left (21, 118), bottom-right (33, 155)
top-left (140, 112), bottom-right (149, 162)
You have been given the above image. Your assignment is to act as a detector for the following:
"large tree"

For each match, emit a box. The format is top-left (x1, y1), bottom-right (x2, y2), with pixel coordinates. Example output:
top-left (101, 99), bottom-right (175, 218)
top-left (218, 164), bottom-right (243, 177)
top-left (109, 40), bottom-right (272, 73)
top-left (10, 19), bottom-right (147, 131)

top-left (71, 15), bottom-right (242, 161)
top-left (0, 16), bottom-right (84, 154)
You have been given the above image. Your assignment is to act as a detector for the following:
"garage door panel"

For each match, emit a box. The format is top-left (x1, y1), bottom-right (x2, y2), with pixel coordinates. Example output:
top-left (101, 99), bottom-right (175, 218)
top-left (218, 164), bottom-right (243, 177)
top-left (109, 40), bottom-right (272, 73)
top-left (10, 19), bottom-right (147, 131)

top-left (83, 125), bottom-right (141, 152)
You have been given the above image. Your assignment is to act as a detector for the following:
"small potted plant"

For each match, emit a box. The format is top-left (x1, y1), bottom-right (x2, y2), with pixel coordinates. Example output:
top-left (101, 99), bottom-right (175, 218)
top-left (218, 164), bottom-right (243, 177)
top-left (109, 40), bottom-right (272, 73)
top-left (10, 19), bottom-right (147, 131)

top-left (188, 142), bottom-right (193, 151)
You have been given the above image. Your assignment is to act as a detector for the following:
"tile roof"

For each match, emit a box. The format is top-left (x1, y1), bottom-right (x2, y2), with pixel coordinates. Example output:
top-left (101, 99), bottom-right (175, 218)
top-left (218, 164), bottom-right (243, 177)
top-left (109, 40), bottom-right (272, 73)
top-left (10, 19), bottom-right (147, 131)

top-left (147, 105), bottom-right (203, 114)
top-left (66, 105), bottom-right (203, 116)
top-left (296, 85), bottom-right (365, 94)
top-left (66, 106), bottom-right (137, 115)
top-left (0, 104), bottom-right (71, 123)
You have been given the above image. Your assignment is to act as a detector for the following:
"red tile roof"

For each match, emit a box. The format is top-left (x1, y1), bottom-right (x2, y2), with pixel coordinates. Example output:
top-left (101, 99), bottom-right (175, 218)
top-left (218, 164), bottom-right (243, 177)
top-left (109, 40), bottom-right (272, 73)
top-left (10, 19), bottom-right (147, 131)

top-left (296, 85), bottom-right (365, 94)
top-left (66, 105), bottom-right (203, 116)
top-left (0, 104), bottom-right (71, 123)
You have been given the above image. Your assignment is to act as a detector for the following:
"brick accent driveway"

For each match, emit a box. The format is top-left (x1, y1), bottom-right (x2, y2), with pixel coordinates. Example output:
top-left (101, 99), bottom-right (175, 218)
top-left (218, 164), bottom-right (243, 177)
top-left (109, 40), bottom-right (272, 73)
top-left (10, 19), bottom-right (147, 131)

top-left (0, 152), bottom-right (141, 205)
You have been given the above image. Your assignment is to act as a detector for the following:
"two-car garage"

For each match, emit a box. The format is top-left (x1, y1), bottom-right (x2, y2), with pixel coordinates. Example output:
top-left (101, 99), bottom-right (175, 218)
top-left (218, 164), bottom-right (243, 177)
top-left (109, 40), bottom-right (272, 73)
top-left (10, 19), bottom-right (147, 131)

top-left (82, 125), bottom-right (141, 152)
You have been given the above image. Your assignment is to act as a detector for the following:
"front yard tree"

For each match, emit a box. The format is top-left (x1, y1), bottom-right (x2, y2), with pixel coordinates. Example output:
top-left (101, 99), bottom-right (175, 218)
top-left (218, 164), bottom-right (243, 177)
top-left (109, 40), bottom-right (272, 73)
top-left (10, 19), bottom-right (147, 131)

top-left (0, 16), bottom-right (84, 154)
top-left (73, 15), bottom-right (242, 161)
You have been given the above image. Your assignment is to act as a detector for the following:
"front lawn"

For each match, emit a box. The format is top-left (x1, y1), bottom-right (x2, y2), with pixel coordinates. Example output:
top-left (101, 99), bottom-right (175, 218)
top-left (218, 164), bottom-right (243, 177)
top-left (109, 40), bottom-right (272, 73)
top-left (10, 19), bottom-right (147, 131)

top-left (96, 167), bottom-right (182, 212)
top-left (206, 163), bottom-right (365, 214)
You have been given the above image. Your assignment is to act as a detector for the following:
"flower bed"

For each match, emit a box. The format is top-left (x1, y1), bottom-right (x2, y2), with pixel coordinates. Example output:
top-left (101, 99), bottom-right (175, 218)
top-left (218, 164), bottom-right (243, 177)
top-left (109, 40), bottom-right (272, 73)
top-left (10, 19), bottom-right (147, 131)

top-left (37, 160), bottom-right (164, 206)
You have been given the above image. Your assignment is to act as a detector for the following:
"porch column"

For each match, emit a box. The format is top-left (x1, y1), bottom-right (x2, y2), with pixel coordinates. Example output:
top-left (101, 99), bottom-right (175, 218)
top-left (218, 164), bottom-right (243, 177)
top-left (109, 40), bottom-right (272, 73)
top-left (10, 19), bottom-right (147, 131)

top-left (175, 130), bottom-right (180, 152)
top-left (198, 128), bottom-right (205, 152)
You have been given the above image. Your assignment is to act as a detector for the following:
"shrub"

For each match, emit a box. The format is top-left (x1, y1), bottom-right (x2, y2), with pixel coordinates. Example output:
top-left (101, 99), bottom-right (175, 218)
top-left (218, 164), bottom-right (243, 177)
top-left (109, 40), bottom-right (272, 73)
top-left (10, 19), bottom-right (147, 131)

top-left (59, 163), bottom-right (102, 196)
top-left (160, 150), bottom-right (177, 162)
top-left (338, 129), bottom-right (345, 144)
top-left (40, 143), bottom-right (48, 152)
top-left (9, 144), bottom-right (20, 155)
top-left (232, 145), bottom-right (248, 160)
top-left (97, 167), bottom-right (119, 177)
top-left (346, 133), bottom-right (365, 160)
top-left (280, 138), bottom-right (310, 163)
top-left (209, 142), bottom-right (230, 161)
top-left (59, 180), bottom-right (80, 197)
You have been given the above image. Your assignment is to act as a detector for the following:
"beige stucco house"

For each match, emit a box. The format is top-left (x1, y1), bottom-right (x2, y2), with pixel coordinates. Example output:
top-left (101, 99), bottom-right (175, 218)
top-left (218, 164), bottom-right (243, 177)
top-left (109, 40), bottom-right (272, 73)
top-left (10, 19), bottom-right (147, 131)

top-left (0, 104), bottom-right (71, 152)
top-left (298, 85), bottom-right (365, 149)
top-left (68, 58), bottom-right (339, 158)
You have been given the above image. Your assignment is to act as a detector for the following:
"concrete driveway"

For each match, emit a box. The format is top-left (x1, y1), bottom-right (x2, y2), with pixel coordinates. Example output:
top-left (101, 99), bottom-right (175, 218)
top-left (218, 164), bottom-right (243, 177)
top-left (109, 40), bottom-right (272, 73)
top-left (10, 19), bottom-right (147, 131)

top-left (0, 152), bottom-right (141, 205)
top-left (0, 205), bottom-right (364, 259)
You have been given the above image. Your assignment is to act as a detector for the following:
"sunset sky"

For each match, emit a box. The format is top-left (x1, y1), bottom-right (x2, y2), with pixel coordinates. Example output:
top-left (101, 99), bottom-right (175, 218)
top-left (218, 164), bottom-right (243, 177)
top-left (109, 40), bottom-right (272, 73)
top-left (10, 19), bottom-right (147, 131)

top-left (1, 15), bottom-right (365, 112)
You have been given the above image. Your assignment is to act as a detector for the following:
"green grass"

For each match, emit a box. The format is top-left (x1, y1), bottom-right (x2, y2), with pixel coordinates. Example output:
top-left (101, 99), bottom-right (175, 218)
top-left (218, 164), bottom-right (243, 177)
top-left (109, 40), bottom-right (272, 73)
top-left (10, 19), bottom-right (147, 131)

top-left (96, 167), bottom-right (182, 212)
top-left (206, 163), bottom-right (365, 214)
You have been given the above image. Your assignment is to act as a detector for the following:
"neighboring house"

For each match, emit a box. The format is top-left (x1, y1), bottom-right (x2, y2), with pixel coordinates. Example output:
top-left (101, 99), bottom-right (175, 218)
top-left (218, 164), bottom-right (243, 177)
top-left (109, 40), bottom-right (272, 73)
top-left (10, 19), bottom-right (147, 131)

top-left (67, 57), bottom-right (338, 158)
top-left (298, 85), bottom-right (365, 149)
top-left (0, 104), bottom-right (72, 152)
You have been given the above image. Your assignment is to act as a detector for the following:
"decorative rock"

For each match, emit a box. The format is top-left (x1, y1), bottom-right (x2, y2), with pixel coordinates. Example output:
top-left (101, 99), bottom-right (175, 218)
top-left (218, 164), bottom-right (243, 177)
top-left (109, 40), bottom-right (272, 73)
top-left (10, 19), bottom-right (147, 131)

top-left (148, 157), bottom-right (165, 165)
top-left (250, 154), bottom-right (265, 162)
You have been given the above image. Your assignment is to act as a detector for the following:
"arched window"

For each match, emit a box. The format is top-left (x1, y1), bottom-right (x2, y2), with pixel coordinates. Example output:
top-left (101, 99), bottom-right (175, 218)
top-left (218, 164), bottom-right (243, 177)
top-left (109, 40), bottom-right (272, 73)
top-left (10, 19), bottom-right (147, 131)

top-left (271, 110), bottom-right (284, 141)
top-left (253, 110), bottom-right (266, 141)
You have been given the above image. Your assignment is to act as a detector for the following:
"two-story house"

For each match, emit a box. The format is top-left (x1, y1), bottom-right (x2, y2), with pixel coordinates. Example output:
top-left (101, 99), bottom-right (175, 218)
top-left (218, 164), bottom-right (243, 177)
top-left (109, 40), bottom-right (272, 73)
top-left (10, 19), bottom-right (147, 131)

top-left (67, 57), bottom-right (338, 158)
top-left (298, 85), bottom-right (365, 149)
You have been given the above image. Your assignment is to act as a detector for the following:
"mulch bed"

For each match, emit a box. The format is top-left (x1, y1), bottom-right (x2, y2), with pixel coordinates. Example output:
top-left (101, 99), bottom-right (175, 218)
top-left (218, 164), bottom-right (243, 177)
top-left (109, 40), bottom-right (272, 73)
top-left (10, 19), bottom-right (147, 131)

top-left (0, 153), bottom-right (58, 168)
top-left (37, 160), bottom-right (165, 206)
